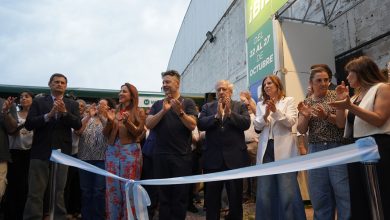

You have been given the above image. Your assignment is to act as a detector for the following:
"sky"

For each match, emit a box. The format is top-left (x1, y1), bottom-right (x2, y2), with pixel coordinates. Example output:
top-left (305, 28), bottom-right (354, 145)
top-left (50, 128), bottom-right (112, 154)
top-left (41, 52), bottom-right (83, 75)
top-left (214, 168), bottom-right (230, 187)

top-left (0, 0), bottom-right (191, 92)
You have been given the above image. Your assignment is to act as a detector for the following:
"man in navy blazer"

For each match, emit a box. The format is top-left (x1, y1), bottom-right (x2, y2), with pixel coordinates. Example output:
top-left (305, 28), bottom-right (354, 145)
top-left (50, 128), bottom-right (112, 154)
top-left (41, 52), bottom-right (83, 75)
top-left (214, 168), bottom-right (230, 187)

top-left (198, 80), bottom-right (250, 220)
top-left (23, 73), bottom-right (82, 220)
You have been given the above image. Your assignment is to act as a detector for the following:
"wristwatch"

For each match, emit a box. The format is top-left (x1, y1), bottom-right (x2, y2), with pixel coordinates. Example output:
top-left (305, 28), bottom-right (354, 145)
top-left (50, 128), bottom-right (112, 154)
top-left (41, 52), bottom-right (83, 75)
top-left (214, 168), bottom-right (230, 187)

top-left (179, 111), bottom-right (185, 118)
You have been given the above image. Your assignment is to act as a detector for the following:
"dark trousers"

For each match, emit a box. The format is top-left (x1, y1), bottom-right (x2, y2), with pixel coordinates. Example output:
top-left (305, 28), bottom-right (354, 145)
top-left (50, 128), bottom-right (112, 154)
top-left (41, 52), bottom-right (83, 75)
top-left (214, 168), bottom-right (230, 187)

top-left (204, 165), bottom-right (243, 220)
top-left (141, 154), bottom-right (159, 219)
top-left (4, 149), bottom-right (30, 220)
top-left (188, 150), bottom-right (202, 206)
top-left (79, 160), bottom-right (105, 220)
top-left (375, 134), bottom-right (390, 219)
top-left (23, 159), bottom-right (68, 220)
top-left (64, 154), bottom-right (81, 215)
top-left (349, 134), bottom-right (390, 219)
top-left (153, 154), bottom-right (192, 220)
top-left (243, 142), bottom-right (258, 199)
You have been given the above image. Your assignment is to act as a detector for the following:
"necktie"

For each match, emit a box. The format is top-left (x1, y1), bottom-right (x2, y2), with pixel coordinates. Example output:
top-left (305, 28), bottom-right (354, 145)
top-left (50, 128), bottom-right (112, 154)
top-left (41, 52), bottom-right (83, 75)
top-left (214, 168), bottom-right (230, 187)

top-left (54, 98), bottom-right (59, 120)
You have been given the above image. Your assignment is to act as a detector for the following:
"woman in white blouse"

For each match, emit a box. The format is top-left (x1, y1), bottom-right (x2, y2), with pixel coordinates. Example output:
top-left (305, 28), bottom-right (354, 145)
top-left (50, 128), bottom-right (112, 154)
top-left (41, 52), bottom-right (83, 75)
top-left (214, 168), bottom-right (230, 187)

top-left (254, 75), bottom-right (305, 220)
top-left (330, 56), bottom-right (390, 219)
top-left (4, 91), bottom-right (34, 219)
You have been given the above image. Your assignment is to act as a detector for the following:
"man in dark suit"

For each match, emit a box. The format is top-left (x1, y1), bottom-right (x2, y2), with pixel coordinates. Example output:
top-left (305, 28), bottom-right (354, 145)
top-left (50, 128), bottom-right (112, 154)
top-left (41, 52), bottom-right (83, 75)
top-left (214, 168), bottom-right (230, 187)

top-left (23, 73), bottom-right (82, 220)
top-left (198, 80), bottom-right (250, 220)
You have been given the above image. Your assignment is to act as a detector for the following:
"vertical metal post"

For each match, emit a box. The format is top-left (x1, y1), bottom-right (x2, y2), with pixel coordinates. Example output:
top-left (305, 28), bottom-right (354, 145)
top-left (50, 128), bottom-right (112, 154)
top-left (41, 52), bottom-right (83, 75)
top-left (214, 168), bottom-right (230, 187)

top-left (362, 162), bottom-right (384, 220)
top-left (49, 153), bottom-right (59, 220)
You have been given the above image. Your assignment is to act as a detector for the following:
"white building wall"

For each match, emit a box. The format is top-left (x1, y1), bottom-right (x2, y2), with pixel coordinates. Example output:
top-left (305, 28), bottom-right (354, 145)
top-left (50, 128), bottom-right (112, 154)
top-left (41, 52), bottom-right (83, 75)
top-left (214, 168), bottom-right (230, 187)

top-left (180, 0), bottom-right (247, 99)
top-left (167, 0), bottom-right (234, 74)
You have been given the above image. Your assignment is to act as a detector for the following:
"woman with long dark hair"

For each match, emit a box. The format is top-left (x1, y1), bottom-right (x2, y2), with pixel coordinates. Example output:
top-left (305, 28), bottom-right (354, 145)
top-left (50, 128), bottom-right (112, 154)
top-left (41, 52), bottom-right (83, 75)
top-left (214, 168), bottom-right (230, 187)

top-left (330, 56), bottom-right (390, 219)
top-left (103, 83), bottom-right (145, 220)
top-left (4, 91), bottom-right (34, 220)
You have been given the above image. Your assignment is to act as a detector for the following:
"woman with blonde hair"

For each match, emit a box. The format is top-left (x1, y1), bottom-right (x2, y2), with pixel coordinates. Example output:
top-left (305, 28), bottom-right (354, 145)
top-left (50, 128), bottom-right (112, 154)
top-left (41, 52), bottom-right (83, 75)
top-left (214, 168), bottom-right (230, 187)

top-left (103, 83), bottom-right (145, 220)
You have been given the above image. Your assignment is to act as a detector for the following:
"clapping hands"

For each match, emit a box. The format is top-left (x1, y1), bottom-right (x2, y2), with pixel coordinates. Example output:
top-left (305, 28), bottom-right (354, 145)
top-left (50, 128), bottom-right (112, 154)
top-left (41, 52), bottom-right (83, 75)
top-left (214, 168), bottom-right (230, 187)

top-left (54, 99), bottom-right (67, 113)
top-left (335, 81), bottom-right (349, 100)
top-left (89, 103), bottom-right (97, 117)
top-left (329, 81), bottom-right (351, 110)
top-left (264, 98), bottom-right (276, 119)
top-left (217, 97), bottom-right (231, 119)
top-left (163, 95), bottom-right (173, 112)
top-left (170, 98), bottom-right (184, 115)
top-left (106, 109), bottom-right (116, 122)
top-left (297, 102), bottom-right (311, 118)
top-left (2, 97), bottom-right (16, 114)
top-left (298, 102), bottom-right (328, 119)
top-left (47, 98), bottom-right (67, 118)
top-left (312, 105), bottom-right (328, 119)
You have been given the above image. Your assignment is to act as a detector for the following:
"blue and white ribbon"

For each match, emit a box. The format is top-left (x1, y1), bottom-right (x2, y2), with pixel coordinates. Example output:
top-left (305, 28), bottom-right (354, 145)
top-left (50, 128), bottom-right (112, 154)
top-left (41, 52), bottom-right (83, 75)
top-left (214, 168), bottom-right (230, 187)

top-left (50, 137), bottom-right (380, 220)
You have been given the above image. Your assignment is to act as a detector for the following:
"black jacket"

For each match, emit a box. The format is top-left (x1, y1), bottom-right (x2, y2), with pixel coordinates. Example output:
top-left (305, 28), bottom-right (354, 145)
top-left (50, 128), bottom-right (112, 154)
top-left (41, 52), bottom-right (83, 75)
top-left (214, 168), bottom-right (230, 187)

top-left (198, 100), bottom-right (250, 170)
top-left (25, 95), bottom-right (82, 160)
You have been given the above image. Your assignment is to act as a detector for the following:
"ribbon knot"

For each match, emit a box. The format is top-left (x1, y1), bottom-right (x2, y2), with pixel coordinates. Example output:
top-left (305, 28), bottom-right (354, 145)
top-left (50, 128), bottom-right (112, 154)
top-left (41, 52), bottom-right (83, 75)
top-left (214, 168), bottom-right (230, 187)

top-left (125, 180), bottom-right (151, 220)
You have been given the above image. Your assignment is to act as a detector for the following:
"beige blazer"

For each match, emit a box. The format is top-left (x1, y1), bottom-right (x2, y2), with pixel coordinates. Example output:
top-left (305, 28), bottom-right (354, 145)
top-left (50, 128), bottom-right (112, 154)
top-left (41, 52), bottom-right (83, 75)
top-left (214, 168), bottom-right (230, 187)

top-left (103, 111), bottom-right (145, 145)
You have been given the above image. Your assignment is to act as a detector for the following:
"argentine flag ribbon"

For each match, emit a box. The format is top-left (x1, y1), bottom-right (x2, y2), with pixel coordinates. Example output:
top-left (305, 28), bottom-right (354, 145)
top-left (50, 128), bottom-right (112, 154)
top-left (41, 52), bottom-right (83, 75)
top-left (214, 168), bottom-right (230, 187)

top-left (51, 137), bottom-right (380, 220)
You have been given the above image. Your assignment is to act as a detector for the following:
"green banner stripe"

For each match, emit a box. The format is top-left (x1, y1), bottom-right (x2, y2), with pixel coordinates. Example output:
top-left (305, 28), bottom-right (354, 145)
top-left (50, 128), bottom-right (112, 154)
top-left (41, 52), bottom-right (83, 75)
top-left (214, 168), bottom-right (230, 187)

top-left (246, 0), bottom-right (288, 38)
